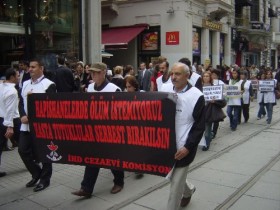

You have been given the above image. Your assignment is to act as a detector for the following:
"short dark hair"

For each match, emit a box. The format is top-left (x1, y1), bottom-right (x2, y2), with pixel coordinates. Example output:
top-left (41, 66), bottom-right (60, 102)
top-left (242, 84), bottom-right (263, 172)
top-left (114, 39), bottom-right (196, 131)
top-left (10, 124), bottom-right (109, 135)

top-left (57, 55), bottom-right (66, 65)
top-left (161, 61), bottom-right (169, 68)
top-left (30, 58), bottom-right (44, 67)
top-left (211, 68), bottom-right (221, 77)
top-left (5, 68), bottom-right (17, 80)
top-left (178, 57), bottom-right (191, 69)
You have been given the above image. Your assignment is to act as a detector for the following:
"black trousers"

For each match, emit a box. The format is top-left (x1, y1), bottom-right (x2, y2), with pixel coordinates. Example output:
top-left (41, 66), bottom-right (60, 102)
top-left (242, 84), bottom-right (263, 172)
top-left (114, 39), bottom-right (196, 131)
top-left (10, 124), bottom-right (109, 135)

top-left (81, 166), bottom-right (124, 193)
top-left (212, 122), bottom-right (219, 136)
top-left (18, 131), bottom-right (52, 184)
top-left (239, 102), bottom-right (250, 123)
top-left (0, 117), bottom-right (20, 166)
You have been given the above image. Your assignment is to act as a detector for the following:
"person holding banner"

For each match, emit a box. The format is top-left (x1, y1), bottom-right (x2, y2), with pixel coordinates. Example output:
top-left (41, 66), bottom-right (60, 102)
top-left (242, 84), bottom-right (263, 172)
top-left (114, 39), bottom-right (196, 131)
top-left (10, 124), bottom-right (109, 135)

top-left (72, 62), bottom-right (124, 198)
top-left (226, 69), bottom-right (242, 131)
top-left (18, 58), bottom-right (56, 192)
top-left (124, 75), bottom-right (144, 179)
top-left (160, 62), bottom-right (205, 209)
top-left (239, 71), bottom-right (254, 123)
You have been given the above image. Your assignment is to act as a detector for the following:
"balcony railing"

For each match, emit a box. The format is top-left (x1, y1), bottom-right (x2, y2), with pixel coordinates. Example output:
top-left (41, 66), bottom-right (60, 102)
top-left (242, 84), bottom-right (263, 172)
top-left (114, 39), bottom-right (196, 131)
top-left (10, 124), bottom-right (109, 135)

top-left (235, 18), bottom-right (271, 33)
top-left (235, 17), bottom-right (250, 28)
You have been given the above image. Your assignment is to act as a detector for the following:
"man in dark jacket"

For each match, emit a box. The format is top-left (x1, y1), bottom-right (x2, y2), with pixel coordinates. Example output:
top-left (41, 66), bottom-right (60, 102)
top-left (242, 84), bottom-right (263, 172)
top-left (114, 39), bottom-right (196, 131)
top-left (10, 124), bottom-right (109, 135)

top-left (54, 55), bottom-right (75, 92)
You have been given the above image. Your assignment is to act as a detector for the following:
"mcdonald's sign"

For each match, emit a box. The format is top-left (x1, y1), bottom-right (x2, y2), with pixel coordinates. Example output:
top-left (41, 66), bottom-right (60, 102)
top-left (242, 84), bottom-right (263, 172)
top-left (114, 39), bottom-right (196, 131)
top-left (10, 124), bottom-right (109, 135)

top-left (166, 31), bottom-right (179, 45)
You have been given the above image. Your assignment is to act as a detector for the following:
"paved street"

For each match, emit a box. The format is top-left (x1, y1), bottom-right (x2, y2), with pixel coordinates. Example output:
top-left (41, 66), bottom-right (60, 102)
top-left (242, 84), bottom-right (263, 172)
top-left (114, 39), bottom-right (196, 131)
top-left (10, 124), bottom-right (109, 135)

top-left (1, 100), bottom-right (280, 210)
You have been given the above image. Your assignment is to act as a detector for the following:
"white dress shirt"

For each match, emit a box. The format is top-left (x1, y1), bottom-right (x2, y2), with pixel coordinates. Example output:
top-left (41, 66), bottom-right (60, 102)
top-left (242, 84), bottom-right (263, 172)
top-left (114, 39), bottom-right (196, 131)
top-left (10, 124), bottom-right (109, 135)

top-left (0, 82), bottom-right (20, 127)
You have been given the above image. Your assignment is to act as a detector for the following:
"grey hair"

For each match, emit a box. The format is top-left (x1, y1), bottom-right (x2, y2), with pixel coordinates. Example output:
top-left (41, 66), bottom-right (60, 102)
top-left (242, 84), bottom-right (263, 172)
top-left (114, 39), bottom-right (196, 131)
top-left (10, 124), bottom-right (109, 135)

top-left (172, 62), bottom-right (190, 74)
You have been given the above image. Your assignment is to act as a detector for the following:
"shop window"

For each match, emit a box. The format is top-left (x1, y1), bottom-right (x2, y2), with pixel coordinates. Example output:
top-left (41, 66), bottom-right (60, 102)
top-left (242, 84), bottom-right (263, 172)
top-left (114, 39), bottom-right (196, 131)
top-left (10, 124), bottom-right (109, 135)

top-left (33, 0), bottom-right (81, 69)
top-left (0, 0), bottom-right (23, 25)
top-left (138, 26), bottom-right (160, 65)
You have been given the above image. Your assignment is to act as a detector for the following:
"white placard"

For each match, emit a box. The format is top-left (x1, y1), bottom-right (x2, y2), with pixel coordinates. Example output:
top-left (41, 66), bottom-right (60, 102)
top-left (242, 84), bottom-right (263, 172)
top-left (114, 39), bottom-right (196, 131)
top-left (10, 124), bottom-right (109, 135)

top-left (225, 85), bottom-right (242, 98)
top-left (258, 80), bottom-right (275, 92)
top-left (250, 80), bottom-right (259, 90)
top-left (203, 85), bottom-right (223, 101)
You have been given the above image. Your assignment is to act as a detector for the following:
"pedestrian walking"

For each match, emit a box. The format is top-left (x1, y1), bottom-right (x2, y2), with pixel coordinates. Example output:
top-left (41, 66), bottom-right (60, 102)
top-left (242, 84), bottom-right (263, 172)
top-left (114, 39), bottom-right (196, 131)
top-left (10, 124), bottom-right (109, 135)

top-left (227, 68), bottom-right (242, 131)
top-left (160, 62), bottom-right (205, 209)
top-left (18, 58), bottom-right (56, 192)
top-left (72, 62), bottom-right (124, 198)
top-left (239, 70), bottom-right (254, 123)
top-left (211, 69), bottom-right (225, 139)
top-left (0, 68), bottom-right (21, 177)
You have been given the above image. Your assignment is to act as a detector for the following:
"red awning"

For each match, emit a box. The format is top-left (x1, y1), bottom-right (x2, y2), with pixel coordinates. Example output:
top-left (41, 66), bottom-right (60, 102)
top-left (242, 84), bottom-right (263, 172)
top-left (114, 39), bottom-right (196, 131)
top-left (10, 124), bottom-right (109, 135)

top-left (102, 24), bottom-right (148, 49)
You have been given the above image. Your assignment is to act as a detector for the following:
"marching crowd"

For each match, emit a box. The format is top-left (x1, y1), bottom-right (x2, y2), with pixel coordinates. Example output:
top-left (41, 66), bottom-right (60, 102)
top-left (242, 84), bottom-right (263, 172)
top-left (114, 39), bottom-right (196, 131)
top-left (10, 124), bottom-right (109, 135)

top-left (0, 55), bottom-right (279, 209)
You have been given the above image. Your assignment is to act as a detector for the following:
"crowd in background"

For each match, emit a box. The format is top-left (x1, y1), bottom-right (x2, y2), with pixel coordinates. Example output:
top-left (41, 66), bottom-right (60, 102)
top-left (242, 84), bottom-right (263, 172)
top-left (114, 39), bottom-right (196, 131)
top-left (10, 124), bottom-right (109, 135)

top-left (1, 55), bottom-right (279, 153)
top-left (0, 55), bottom-right (279, 202)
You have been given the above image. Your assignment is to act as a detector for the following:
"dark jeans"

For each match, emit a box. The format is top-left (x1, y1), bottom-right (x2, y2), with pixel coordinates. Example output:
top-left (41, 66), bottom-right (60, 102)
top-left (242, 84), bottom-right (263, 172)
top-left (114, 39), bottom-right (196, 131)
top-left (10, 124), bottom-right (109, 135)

top-left (264, 103), bottom-right (273, 123)
top-left (18, 131), bottom-right (52, 184)
top-left (227, 105), bottom-right (241, 129)
top-left (81, 166), bottom-right (124, 193)
top-left (0, 117), bottom-right (20, 166)
top-left (205, 122), bottom-right (212, 146)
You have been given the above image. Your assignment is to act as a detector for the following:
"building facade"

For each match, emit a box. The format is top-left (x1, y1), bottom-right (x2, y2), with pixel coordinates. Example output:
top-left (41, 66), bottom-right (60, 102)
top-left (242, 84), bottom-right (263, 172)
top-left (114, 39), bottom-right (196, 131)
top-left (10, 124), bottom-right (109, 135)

top-left (100, 0), bottom-right (233, 69)
top-left (0, 0), bottom-right (279, 76)
top-left (234, 0), bottom-right (279, 69)
top-left (0, 0), bottom-right (81, 74)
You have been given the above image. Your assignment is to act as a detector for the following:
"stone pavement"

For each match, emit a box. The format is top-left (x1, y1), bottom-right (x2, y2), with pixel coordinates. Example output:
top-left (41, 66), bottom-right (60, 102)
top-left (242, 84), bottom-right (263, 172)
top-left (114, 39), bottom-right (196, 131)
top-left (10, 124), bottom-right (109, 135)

top-left (0, 100), bottom-right (280, 210)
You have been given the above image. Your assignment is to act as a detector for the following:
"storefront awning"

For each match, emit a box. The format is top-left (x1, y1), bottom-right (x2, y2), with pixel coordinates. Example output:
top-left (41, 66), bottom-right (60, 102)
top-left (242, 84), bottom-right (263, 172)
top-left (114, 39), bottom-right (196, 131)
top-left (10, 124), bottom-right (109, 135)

top-left (102, 24), bottom-right (148, 49)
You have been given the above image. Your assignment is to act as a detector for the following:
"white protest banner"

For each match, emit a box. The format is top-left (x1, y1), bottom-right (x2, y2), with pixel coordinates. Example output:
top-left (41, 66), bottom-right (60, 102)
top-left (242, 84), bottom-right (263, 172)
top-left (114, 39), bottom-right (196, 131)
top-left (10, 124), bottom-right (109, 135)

top-left (225, 85), bottom-right (242, 98)
top-left (250, 80), bottom-right (259, 90)
top-left (203, 85), bottom-right (223, 101)
top-left (258, 80), bottom-right (275, 92)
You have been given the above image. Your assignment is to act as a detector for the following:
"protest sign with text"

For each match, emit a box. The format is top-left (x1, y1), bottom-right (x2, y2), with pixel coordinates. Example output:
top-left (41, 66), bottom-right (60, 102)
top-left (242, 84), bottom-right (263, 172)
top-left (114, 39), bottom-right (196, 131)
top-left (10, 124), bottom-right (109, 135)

top-left (258, 80), bottom-right (275, 92)
top-left (203, 85), bottom-right (223, 101)
top-left (28, 92), bottom-right (177, 177)
top-left (225, 85), bottom-right (242, 98)
top-left (250, 80), bottom-right (259, 90)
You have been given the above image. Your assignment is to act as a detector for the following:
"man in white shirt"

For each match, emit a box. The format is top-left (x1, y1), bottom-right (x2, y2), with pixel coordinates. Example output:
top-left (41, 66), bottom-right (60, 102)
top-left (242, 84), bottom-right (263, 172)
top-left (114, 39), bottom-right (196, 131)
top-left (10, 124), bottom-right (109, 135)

top-left (18, 58), bottom-right (56, 191)
top-left (156, 61), bottom-right (172, 91)
top-left (0, 68), bottom-right (20, 177)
